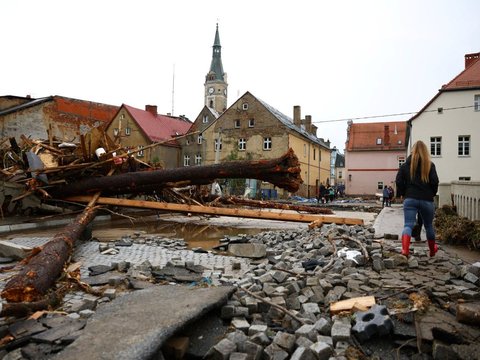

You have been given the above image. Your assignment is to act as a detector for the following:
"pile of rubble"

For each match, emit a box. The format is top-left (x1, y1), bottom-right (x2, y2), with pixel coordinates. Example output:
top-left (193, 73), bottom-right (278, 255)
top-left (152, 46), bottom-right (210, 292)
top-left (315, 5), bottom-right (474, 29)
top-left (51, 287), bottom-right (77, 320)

top-left (0, 223), bottom-right (479, 359)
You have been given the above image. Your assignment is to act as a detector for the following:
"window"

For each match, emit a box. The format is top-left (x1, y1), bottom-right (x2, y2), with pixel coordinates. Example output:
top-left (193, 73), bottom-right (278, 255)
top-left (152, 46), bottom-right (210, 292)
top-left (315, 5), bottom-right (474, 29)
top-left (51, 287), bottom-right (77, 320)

top-left (242, 103), bottom-right (249, 110)
top-left (303, 144), bottom-right (307, 157)
top-left (474, 94), bottom-right (480, 111)
top-left (339, 171), bottom-right (343, 179)
top-left (263, 137), bottom-right (272, 150)
top-left (459, 176), bottom-right (471, 181)
top-left (137, 145), bottom-right (144, 157)
top-left (186, 139), bottom-right (190, 145)
top-left (215, 138), bottom-right (222, 151)
top-left (248, 118), bottom-right (255, 128)
top-left (398, 156), bottom-right (406, 167)
top-left (430, 136), bottom-right (441, 156)
top-left (184, 155), bottom-right (190, 166)
top-left (238, 138), bottom-right (246, 151)
top-left (377, 182), bottom-right (384, 190)
top-left (313, 148), bottom-right (316, 160)
top-left (197, 134), bottom-right (203, 144)
top-left (458, 135), bottom-right (470, 156)
top-left (113, 128), bottom-right (119, 136)
top-left (120, 114), bottom-right (125, 119)
top-left (195, 154), bottom-right (202, 165)
top-left (125, 127), bottom-right (131, 136)
top-left (376, 138), bottom-right (382, 145)
top-left (202, 115), bottom-right (208, 123)
top-left (234, 119), bottom-right (240, 128)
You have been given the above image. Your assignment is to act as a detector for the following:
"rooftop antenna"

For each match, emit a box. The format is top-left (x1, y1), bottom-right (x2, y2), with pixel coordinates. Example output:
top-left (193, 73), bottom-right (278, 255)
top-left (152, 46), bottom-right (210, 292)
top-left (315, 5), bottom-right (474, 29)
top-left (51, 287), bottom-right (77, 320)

top-left (171, 64), bottom-right (175, 116)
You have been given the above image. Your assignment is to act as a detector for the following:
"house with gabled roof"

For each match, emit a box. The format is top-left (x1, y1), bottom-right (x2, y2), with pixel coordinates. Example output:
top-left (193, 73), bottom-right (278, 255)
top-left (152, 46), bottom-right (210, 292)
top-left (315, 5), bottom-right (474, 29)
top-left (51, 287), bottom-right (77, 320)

top-left (344, 120), bottom-right (407, 196)
top-left (179, 106), bottom-right (220, 167)
top-left (105, 104), bottom-right (192, 168)
top-left (0, 95), bottom-right (118, 143)
top-left (186, 91), bottom-right (331, 198)
top-left (407, 52), bottom-right (480, 184)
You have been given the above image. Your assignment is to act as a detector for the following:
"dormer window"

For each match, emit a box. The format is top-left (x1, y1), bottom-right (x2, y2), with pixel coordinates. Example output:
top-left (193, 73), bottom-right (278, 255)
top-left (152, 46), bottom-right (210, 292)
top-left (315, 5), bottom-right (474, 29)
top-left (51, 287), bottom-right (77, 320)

top-left (203, 115), bottom-right (208, 123)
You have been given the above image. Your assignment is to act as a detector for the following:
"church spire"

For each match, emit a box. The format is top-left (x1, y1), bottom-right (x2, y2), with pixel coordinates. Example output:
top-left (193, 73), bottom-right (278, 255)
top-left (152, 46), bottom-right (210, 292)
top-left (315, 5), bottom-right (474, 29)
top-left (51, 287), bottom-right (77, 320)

top-left (204, 23), bottom-right (228, 113)
top-left (208, 23), bottom-right (224, 81)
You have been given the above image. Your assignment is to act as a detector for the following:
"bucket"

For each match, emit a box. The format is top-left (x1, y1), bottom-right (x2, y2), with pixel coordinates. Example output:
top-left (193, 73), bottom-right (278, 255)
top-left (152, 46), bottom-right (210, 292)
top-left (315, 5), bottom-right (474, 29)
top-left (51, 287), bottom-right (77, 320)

top-left (95, 148), bottom-right (106, 158)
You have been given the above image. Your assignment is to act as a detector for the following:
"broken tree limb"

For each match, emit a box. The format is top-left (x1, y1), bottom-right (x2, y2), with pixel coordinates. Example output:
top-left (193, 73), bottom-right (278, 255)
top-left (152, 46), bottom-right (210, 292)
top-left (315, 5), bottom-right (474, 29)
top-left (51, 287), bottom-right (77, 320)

top-left (216, 196), bottom-right (333, 214)
top-left (1, 206), bottom-right (98, 303)
top-left (65, 196), bottom-right (365, 225)
top-left (47, 148), bottom-right (303, 197)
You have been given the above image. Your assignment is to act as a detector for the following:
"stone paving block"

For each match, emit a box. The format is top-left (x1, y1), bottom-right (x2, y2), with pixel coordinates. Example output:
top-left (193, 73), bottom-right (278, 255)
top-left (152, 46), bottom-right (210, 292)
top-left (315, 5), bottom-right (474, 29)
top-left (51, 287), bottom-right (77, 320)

top-left (263, 343), bottom-right (289, 360)
top-left (310, 341), bottom-right (333, 360)
top-left (273, 331), bottom-right (296, 352)
top-left (331, 317), bottom-right (351, 344)
top-left (290, 346), bottom-right (316, 360)
top-left (352, 304), bottom-right (393, 343)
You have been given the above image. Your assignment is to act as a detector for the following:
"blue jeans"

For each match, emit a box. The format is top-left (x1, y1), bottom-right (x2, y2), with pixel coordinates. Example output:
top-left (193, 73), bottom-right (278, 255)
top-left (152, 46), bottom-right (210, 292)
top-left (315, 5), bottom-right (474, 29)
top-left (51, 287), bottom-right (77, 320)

top-left (402, 198), bottom-right (435, 240)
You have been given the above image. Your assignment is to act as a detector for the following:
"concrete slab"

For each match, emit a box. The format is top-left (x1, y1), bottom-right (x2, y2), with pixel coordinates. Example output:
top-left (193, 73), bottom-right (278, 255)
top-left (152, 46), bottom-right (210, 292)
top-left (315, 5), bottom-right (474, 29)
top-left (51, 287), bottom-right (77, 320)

top-left (54, 285), bottom-right (236, 360)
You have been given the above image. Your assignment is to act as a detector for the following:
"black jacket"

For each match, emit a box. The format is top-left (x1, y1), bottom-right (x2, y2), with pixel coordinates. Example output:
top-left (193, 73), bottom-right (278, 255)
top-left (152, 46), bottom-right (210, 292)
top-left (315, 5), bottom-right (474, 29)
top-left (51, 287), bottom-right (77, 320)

top-left (395, 155), bottom-right (439, 201)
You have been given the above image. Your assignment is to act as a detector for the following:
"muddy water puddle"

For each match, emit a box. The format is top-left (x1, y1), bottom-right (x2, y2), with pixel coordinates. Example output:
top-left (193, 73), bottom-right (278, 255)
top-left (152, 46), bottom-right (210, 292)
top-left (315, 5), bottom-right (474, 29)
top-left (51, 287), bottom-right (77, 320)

top-left (92, 219), bottom-right (268, 250)
top-left (2, 215), bottom-right (270, 251)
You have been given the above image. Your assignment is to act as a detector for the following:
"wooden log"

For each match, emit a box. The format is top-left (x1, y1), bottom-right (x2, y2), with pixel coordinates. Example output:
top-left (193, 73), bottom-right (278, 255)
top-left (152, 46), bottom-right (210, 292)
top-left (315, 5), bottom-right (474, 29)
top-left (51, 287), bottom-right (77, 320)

top-left (1, 206), bottom-right (98, 303)
top-left (65, 195), bottom-right (364, 225)
top-left (47, 148), bottom-right (303, 197)
top-left (218, 196), bottom-right (333, 214)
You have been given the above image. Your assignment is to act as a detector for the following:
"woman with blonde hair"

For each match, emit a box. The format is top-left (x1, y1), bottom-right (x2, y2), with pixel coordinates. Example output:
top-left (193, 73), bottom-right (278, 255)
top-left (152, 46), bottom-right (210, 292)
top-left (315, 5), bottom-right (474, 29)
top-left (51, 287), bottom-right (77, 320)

top-left (395, 140), bottom-right (439, 257)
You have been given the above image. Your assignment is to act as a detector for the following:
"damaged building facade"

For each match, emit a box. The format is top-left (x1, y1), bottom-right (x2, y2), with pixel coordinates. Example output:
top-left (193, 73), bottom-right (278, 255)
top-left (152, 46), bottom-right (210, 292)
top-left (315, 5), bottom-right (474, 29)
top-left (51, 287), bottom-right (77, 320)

top-left (0, 95), bottom-right (118, 142)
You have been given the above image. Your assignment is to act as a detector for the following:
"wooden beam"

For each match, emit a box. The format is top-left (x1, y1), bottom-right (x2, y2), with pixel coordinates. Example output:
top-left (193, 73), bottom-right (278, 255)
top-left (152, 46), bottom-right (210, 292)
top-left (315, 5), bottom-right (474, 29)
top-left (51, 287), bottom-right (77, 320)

top-left (66, 195), bottom-right (364, 225)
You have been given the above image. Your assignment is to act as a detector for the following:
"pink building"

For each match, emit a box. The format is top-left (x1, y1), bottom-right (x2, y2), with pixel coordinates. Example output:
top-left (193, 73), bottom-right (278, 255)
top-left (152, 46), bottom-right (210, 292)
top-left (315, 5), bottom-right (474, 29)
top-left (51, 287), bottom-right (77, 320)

top-left (345, 121), bottom-right (407, 196)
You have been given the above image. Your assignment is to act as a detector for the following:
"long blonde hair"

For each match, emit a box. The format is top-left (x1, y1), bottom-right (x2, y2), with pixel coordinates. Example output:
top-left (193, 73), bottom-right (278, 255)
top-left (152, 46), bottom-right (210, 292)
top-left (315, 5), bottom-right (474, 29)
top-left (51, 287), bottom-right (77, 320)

top-left (410, 140), bottom-right (431, 183)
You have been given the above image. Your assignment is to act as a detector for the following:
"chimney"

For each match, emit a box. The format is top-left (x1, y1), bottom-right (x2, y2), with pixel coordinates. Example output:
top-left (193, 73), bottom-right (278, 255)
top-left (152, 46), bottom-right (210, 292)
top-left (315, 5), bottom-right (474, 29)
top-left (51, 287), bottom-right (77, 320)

top-left (384, 125), bottom-right (390, 146)
top-left (293, 105), bottom-right (301, 126)
top-left (304, 115), bottom-right (312, 133)
top-left (145, 105), bottom-right (158, 116)
top-left (465, 52), bottom-right (480, 69)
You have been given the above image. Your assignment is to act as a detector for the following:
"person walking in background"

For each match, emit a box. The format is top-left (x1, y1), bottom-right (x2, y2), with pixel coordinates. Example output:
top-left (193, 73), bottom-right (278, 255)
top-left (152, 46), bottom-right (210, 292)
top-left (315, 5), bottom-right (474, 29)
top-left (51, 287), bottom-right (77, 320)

top-left (395, 140), bottom-right (439, 257)
top-left (387, 185), bottom-right (394, 206)
top-left (382, 185), bottom-right (390, 207)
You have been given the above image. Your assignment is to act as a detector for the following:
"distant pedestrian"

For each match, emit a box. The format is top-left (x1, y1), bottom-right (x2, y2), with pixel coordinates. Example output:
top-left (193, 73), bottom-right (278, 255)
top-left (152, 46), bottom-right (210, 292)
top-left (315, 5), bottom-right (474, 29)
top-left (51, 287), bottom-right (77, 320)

top-left (395, 140), bottom-right (439, 257)
top-left (382, 185), bottom-right (390, 207)
top-left (387, 185), bottom-right (394, 206)
top-left (317, 183), bottom-right (326, 204)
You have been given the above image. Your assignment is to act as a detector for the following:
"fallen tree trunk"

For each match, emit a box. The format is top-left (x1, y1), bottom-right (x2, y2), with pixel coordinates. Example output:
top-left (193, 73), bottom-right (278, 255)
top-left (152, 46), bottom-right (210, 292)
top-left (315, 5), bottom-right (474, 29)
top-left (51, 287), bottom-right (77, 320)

top-left (217, 196), bottom-right (334, 214)
top-left (65, 196), bottom-right (364, 225)
top-left (1, 206), bottom-right (98, 303)
top-left (46, 148), bottom-right (303, 198)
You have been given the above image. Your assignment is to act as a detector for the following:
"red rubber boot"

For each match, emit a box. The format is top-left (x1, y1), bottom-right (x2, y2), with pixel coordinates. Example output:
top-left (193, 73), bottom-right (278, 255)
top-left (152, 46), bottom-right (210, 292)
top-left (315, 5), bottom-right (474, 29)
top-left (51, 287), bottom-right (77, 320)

top-left (401, 234), bottom-right (411, 257)
top-left (428, 240), bottom-right (438, 257)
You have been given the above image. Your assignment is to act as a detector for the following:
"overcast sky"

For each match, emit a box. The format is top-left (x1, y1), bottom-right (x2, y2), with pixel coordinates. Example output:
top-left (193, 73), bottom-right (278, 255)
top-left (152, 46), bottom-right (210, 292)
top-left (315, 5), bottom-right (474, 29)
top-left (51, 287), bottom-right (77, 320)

top-left (2, 0), bottom-right (479, 150)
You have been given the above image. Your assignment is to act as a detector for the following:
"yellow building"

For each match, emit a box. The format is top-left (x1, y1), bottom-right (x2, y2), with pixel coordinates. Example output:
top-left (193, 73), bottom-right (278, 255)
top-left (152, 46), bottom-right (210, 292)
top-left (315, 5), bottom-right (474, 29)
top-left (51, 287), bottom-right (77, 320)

top-left (182, 91), bottom-right (331, 198)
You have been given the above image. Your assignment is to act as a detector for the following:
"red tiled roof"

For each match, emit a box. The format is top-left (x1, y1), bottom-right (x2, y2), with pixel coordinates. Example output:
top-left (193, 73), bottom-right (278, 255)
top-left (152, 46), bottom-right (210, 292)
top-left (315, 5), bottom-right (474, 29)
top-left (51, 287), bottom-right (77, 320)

top-left (346, 121), bottom-right (407, 151)
top-left (124, 104), bottom-right (192, 143)
top-left (409, 51), bottom-right (480, 123)
top-left (442, 52), bottom-right (480, 90)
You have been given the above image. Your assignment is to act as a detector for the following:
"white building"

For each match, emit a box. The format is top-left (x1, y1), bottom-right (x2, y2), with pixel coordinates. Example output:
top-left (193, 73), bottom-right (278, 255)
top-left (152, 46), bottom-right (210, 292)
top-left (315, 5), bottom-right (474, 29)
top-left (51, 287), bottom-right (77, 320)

top-left (408, 52), bottom-right (480, 183)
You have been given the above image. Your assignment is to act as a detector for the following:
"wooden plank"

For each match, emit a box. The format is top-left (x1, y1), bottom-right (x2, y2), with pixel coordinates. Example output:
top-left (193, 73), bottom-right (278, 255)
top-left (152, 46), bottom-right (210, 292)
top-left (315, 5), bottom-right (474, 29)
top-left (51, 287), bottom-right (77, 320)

top-left (330, 296), bottom-right (376, 314)
top-left (66, 196), bottom-right (364, 225)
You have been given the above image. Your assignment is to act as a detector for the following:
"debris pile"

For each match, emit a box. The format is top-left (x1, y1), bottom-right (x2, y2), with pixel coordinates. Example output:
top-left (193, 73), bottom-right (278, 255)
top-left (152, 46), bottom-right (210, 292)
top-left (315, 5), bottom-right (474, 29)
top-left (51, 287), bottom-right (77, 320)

top-left (1, 222), bottom-right (478, 358)
top-left (435, 205), bottom-right (480, 250)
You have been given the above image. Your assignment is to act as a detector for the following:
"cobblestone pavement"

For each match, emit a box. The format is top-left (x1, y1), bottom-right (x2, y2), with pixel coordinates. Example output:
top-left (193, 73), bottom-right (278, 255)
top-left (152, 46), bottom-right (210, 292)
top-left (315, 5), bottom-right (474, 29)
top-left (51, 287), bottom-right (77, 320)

top-left (0, 236), bottom-right (251, 292)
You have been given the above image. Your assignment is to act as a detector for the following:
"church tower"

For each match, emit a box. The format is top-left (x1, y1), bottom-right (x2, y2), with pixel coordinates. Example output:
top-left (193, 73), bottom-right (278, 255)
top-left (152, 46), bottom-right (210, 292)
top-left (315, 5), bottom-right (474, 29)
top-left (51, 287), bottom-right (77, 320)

top-left (205, 23), bottom-right (228, 113)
